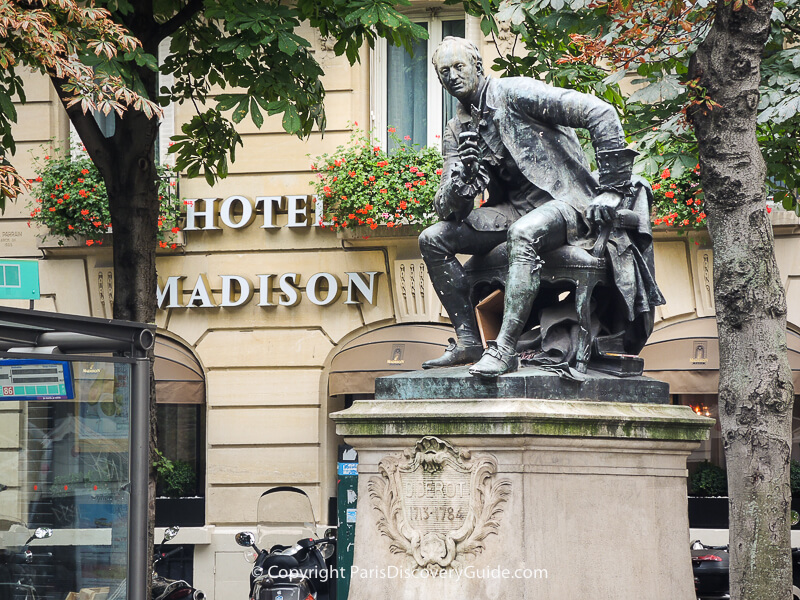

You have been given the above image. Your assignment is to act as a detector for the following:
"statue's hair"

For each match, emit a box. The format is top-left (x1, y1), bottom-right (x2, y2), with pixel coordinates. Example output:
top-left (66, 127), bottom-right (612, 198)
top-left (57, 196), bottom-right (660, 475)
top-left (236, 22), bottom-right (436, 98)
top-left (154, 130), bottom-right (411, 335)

top-left (431, 37), bottom-right (484, 76)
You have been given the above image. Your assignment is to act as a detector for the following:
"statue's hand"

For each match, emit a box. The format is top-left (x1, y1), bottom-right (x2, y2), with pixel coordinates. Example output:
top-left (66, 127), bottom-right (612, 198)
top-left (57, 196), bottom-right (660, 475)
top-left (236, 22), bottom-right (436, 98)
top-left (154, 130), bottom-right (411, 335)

top-left (585, 191), bottom-right (622, 227)
top-left (457, 131), bottom-right (480, 180)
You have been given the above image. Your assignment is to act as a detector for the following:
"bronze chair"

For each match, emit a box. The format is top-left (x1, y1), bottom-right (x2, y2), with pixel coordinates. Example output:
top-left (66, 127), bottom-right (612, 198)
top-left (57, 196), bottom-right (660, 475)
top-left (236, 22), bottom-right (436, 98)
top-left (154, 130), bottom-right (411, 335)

top-left (463, 206), bottom-right (645, 374)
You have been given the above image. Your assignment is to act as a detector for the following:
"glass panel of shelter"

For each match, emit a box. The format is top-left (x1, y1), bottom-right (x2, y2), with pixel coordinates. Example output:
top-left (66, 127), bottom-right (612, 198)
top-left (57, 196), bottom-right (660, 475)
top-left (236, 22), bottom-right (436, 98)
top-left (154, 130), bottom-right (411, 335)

top-left (0, 360), bottom-right (131, 600)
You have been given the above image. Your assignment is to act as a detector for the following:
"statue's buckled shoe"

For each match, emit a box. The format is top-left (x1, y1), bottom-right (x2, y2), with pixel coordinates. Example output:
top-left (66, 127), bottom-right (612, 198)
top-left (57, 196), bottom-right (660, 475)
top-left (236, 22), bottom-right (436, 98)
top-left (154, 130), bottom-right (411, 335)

top-left (469, 341), bottom-right (518, 378)
top-left (422, 338), bottom-right (483, 369)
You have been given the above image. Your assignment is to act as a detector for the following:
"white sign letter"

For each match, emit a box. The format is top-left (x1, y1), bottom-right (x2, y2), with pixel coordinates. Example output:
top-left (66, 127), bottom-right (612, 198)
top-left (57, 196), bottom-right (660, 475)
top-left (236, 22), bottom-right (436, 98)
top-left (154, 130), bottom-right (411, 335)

top-left (345, 272), bottom-right (380, 305)
top-left (286, 195), bottom-right (311, 228)
top-left (220, 275), bottom-right (253, 307)
top-left (187, 274), bottom-right (217, 307)
top-left (306, 272), bottom-right (342, 306)
top-left (257, 274), bottom-right (277, 307)
top-left (256, 196), bottom-right (284, 229)
top-left (220, 196), bottom-right (255, 229)
top-left (184, 198), bottom-right (221, 231)
top-left (278, 273), bottom-right (301, 307)
top-left (157, 276), bottom-right (185, 309)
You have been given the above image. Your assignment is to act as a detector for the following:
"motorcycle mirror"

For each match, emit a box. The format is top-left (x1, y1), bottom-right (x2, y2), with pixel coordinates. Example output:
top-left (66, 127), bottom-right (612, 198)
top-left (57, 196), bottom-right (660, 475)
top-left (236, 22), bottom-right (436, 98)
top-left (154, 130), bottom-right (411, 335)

top-left (235, 531), bottom-right (256, 548)
top-left (319, 542), bottom-right (335, 561)
top-left (33, 527), bottom-right (53, 540)
top-left (324, 528), bottom-right (336, 540)
top-left (243, 549), bottom-right (258, 564)
top-left (792, 510), bottom-right (800, 526)
top-left (162, 526), bottom-right (180, 542)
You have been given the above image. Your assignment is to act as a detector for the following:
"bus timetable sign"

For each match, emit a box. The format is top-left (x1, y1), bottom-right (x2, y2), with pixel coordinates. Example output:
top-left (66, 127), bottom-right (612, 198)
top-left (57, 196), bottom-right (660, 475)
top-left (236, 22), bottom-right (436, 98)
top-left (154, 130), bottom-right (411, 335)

top-left (0, 359), bottom-right (74, 400)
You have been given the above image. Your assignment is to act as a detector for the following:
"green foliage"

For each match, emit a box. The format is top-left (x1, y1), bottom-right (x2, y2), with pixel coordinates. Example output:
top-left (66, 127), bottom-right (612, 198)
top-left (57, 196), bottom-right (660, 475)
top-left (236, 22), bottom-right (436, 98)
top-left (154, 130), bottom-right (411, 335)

top-left (310, 128), bottom-right (443, 232)
top-left (0, 0), bottom-right (157, 207)
top-left (791, 459), bottom-right (800, 497)
top-left (468, 0), bottom-right (800, 211)
top-left (27, 147), bottom-right (182, 247)
top-left (152, 0), bottom-right (428, 184)
top-left (153, 449), bottom-right (197, 498)
top-left (651, 162), bottom-right (707, 230)
top-left (689, 461), bottom-right (728, 497)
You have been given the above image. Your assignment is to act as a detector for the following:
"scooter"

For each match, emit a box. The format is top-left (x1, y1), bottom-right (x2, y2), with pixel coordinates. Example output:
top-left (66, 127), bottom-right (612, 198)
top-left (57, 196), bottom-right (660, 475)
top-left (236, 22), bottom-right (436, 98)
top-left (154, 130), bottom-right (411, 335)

top-left (234, 487), bottom-right (336, 600)
top-left (151, 527), bottom-right (205, 600)
top-left (0, 526), bottom-right (52, 600)
top-left (691, 540), bottom-right (800, 600)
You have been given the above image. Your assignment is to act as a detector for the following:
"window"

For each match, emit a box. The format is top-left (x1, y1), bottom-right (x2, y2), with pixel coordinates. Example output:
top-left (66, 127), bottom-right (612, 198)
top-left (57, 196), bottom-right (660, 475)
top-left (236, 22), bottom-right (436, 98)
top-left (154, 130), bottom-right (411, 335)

top-left (371, 12), bottom-right (478, 150)
top-left (152, 335), bottom-right (206, 500)
top-left (0, 264), bottom-right (21, 288)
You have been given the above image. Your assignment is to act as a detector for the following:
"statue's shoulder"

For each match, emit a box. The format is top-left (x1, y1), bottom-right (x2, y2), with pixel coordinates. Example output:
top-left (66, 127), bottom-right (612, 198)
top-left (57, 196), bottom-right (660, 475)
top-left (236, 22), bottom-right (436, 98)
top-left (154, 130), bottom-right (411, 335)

top-left (490, 76), bottom-right (554, 98)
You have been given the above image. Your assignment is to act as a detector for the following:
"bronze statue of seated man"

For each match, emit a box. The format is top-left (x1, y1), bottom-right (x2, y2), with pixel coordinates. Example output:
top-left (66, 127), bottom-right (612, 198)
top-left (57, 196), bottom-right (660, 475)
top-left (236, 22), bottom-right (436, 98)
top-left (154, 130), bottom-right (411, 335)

top-left (419, 37), bottom-right (664, 378)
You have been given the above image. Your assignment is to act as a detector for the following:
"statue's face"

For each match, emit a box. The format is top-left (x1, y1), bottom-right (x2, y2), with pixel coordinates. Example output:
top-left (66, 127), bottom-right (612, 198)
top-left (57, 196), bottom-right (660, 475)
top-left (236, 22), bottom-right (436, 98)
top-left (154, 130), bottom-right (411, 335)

top-left (434, 43), bottom-right (480, 103)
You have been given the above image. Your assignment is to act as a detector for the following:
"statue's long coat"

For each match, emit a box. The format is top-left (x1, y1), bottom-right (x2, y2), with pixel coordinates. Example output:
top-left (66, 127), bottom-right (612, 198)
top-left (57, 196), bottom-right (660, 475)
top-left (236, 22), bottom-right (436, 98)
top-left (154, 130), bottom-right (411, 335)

top-left (434, 76), bottom-right (664, 353)
top-left (435, 76), bottom-right (626, 231)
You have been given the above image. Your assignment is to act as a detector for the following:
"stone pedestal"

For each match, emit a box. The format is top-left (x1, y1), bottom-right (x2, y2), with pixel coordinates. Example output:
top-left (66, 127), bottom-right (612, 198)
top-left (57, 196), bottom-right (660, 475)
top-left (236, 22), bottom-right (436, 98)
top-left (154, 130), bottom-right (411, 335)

top-left (331, 367), bottom-right (713, 600)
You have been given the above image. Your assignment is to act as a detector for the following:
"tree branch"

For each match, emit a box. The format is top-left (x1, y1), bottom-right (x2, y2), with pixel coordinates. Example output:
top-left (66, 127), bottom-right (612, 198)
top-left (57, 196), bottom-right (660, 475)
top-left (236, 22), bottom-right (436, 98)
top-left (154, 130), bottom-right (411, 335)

top-left (155, 0), bottom-right (204, 43)
top-left (50, 75), bottom-right (115, 177)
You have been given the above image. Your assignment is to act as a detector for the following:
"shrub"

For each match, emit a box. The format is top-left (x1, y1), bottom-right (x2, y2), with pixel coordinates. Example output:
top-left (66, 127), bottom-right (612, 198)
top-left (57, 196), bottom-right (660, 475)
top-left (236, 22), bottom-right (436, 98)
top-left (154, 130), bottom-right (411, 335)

top-left (791, 459), bottom-right (800, 497)
top-left (309, 127), bottom-right (442, 232)
top-left (27, 146), bottom-right (182, 247)
top-left (153, 449), bottom-right (197, 498)
top-left (689, 460), bottom-right (728, 497)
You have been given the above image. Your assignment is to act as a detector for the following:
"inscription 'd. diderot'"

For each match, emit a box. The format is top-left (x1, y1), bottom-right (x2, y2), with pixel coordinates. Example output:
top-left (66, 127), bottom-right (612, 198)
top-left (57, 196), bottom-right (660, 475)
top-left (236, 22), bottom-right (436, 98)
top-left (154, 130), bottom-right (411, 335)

top-left (368, 436), bottom-right (511, 572)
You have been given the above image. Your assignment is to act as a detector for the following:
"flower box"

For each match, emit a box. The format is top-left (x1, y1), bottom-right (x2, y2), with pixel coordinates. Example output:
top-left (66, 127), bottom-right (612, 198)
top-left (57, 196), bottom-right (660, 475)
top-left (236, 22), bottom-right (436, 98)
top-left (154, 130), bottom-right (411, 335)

top-left (155, 497), bottom-right (205, 528)
top-left (336, 224), bottom-right (424, 240)
top-left (688, 496), bottom-right (800, 529)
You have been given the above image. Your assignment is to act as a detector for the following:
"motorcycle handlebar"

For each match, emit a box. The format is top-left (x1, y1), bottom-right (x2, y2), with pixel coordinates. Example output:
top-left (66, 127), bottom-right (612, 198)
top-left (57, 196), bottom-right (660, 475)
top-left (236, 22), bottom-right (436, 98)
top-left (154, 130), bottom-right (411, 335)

top-left (311, 538), bottom-right (336, 546)
top-left (156, 546), bottom-right (185, 562)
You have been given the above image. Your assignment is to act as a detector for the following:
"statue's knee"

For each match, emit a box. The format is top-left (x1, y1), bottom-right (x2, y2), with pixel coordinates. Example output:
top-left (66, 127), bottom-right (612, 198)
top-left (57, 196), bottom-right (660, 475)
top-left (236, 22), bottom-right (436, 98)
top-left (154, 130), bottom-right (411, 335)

top-left (418, 227), bottom-right (435, 254)
top-left (419, 222), bottom-right (452, 260)
top-left (507, 222), bottom-right (534, 249)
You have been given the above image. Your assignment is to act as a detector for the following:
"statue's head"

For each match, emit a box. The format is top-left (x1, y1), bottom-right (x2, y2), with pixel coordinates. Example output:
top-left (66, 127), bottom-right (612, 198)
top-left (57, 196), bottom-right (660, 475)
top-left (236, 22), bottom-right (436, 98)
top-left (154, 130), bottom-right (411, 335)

top-left (432, 37), bottom-right (484, 103)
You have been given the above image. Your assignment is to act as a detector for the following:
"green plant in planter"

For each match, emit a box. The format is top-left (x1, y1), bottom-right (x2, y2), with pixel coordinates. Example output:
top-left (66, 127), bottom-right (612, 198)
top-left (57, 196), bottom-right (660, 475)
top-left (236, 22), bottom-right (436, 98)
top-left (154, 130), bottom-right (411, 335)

top-left (790, 459), bottom-right (800, 497)
top-left (309, 127), bottom-right (443, 233)
top-left (153, 449), bottom-right (197, 498)
top-left (27, 146), bottom-right (182, 247)
top-left (689, 460), bottom-right (728, 497)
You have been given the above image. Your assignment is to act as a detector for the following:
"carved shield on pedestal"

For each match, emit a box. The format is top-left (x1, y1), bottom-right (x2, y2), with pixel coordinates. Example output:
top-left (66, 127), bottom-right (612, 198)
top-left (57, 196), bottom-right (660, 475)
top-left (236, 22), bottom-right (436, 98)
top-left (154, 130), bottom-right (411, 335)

top-left (368, 436), bottom-right (511, 572)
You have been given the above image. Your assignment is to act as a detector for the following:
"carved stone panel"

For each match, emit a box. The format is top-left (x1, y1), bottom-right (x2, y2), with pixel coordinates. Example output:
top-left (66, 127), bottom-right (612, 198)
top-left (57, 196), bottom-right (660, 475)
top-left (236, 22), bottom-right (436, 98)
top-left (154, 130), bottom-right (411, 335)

top-left (368, 436), bottom-right (511, 573)
top-left (393, 259), bottom-right (447, 323)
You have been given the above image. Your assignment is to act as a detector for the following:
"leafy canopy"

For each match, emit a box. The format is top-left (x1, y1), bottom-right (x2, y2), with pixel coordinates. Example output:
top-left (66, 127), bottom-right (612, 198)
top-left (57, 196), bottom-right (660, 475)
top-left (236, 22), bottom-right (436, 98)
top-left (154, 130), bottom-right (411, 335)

top-left (455, 0), bottom-right (800, 208)
top-left (78, 0), bottom-right (428, 185)
top-left (0, 0), bottom-right (159, 206)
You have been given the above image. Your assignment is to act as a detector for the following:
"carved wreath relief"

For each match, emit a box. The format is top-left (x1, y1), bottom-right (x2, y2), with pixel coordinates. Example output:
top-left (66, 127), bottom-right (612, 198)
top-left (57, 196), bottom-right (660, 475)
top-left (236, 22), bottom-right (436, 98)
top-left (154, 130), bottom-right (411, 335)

top-left (368, 436), bottom-right (512, 573)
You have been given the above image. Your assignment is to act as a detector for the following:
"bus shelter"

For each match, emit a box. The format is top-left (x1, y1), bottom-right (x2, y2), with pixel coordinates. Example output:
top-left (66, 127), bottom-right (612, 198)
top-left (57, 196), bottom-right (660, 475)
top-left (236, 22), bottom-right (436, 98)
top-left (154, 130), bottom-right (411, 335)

top-left (0, 307), bottom-right (153, 600)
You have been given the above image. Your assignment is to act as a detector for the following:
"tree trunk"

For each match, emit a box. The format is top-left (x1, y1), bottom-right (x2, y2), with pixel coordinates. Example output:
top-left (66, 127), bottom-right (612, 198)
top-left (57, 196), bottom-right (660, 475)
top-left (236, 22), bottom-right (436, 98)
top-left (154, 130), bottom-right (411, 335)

top-left (689, 0), bottom-right (794, 598)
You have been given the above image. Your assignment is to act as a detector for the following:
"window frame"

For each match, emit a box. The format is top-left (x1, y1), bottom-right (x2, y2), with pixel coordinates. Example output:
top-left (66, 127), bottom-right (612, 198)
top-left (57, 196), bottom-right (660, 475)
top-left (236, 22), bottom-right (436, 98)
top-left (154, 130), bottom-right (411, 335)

top-left (370, 10), bottom-right (482, 150)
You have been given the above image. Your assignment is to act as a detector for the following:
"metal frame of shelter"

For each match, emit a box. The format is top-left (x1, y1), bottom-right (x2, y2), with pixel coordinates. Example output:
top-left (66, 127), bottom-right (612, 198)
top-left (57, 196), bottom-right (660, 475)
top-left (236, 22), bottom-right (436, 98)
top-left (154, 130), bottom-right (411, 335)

top-left (0, 305), bottom-right (154, 600)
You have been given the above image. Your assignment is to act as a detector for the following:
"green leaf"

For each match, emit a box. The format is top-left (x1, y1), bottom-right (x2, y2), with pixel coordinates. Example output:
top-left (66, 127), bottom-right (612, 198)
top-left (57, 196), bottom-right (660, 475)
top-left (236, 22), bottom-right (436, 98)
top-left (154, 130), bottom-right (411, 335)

top-left (234, 44), bottom-right (252, 60)
top-left (480, 16), bottom-right (493, 37)
top-left (231, 97), bottom-right (249, 124)
top-left (0, 93), bottom-right (17, 123)
top-left (282, 106), bottom-right (301, 133)
top-left (250, 97), bottom-right (264, 128)
top-left (278, 32), bottom-right (298, 55)
top-left (216, 94), bottom-right (243, 112)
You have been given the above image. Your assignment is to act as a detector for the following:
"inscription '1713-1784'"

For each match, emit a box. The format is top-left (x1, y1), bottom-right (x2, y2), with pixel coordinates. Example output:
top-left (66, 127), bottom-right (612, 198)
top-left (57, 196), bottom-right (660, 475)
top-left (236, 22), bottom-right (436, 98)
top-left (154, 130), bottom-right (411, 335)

top-left (368, 436), bottom-right (511, 573)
